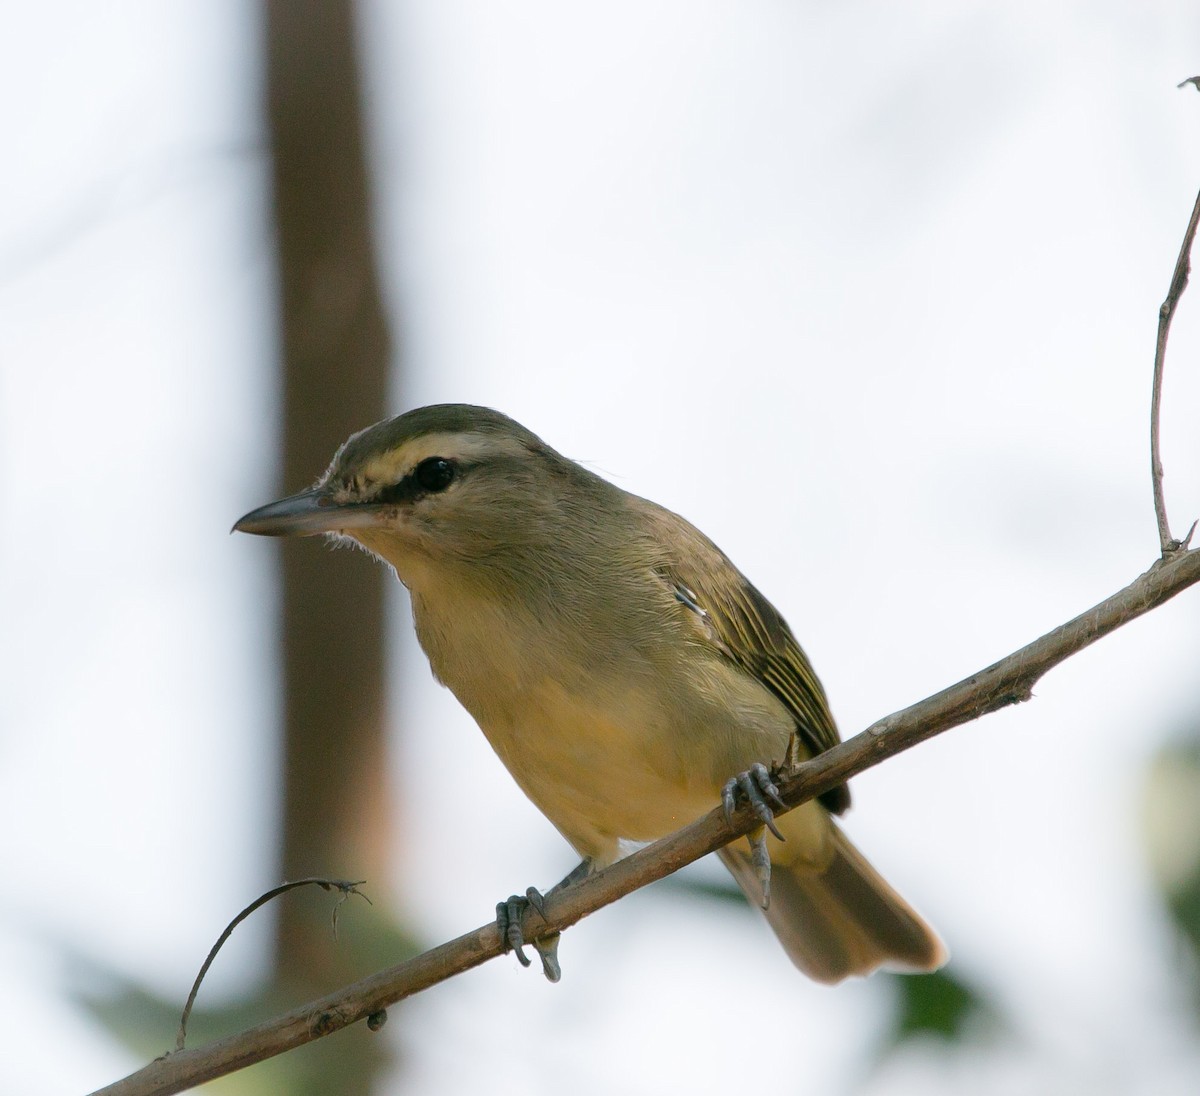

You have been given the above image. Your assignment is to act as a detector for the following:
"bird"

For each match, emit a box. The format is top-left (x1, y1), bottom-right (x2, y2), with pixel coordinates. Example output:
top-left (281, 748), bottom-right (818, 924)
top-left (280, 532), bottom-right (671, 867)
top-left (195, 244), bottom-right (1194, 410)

top-left (234, 404), bottom-right (945, 983)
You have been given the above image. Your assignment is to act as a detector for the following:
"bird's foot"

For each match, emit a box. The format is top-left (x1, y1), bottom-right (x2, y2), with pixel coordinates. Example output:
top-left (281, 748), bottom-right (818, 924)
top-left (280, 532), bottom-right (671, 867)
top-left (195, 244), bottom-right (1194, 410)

top-left (722, 761), bottom-right (786, 838)
top-left (495, 861), bottom-right (593, 982)
top-left (722, 762), bottom-right (787, 910)
top-left (496, 888), bottom-right (560, 981)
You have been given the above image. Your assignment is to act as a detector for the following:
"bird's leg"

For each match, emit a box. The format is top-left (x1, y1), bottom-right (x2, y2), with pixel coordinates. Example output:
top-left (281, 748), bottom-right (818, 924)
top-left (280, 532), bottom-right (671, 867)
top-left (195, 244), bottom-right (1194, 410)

top-left (497, 858), bottom-right (594, 982)
top-left (722, 762), bottom-right (787, 909)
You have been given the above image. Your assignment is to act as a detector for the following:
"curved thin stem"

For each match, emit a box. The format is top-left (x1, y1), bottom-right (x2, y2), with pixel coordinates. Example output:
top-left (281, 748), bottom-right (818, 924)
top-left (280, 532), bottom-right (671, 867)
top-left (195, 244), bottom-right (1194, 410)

top-left (1150, 184), bottom-right (1200, 555)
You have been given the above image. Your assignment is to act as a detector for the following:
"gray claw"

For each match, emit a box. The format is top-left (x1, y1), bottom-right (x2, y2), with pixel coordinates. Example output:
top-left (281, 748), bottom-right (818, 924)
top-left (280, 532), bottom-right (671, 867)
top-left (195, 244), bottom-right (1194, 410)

top-left (534, 932), bottom-right (562, 982)
top-left (497, 897), bottom-right (532, 967)
top-left (525, 885), bottom-right (547, 918)
top-left (722, 780), bottom-right (738, 827)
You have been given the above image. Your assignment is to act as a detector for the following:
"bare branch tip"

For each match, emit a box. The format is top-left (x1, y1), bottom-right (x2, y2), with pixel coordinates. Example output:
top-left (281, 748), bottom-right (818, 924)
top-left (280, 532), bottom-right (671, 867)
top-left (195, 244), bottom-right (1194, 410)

top-left (1162, 520), bottom-right (1199, 558)
top-left (780, 731), bottom-right (802, 774)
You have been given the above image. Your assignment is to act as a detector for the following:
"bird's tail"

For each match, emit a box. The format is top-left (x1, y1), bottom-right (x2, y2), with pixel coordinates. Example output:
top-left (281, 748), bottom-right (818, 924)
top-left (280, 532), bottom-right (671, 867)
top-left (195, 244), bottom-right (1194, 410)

top-left (718, 805), bottom-right (946, 984)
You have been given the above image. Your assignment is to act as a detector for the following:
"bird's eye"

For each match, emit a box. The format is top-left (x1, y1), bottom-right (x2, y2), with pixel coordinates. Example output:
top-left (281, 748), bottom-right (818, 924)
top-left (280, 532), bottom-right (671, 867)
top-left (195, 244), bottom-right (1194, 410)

top-left (414, 457), bottom-right (456, 493)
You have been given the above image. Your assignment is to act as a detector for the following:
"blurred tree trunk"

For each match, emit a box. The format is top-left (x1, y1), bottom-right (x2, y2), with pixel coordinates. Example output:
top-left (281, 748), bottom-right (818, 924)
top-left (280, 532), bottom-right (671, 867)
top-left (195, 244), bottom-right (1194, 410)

top-left (263, 0), bottom-right (396, 1090)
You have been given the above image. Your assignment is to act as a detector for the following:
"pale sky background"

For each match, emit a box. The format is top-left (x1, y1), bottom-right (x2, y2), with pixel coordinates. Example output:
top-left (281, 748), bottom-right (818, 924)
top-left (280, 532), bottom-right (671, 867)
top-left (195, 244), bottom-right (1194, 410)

top-left (2, 3), bottom-right (1200, 1094)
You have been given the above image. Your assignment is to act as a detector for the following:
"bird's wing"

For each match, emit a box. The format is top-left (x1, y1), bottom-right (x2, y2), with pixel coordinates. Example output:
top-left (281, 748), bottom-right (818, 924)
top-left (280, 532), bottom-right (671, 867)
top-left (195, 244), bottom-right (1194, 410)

top-left (645, 506), bottom-right (844, 765)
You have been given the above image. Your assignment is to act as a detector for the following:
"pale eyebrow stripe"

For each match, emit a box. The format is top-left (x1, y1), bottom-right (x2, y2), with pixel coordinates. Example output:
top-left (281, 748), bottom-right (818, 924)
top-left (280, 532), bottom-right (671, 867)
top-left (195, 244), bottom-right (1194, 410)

top-left (356, 432), bottom-right (532, 484)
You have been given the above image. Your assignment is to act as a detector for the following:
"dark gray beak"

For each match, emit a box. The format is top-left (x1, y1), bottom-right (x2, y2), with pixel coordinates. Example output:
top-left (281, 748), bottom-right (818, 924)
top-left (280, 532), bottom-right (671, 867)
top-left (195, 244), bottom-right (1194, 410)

top-left (233, 488), bottom-right (387, 537)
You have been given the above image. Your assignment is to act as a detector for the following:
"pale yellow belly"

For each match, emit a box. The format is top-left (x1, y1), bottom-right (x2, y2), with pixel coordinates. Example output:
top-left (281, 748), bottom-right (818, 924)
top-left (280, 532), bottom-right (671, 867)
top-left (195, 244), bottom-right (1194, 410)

top-left (474, 669), bottom-right (798, 866)
top-left (410, 584), bottom-right (803, 866)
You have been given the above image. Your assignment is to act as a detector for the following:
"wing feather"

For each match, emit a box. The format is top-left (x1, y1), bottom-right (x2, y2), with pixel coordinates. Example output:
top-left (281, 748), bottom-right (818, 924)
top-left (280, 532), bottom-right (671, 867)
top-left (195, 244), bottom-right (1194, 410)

top-left (644, 503), bottom-right (850, 814)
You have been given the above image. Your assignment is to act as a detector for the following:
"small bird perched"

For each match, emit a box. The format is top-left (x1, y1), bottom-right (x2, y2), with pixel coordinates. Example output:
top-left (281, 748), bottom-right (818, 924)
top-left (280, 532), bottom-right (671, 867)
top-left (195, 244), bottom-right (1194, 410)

top-left (235, 404), bottom-right (945, 983)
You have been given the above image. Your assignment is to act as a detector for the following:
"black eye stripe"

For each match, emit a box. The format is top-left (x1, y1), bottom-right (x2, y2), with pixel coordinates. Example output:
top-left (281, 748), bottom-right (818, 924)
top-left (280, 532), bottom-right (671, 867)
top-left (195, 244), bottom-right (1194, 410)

top-left (372, 458), bottom-right (458, 505)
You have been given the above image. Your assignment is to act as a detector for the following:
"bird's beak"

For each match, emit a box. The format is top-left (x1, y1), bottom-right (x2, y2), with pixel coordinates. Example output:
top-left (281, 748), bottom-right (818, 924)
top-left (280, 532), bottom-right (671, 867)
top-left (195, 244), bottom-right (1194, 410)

top-left (233, 488), bottom-right (387, 537)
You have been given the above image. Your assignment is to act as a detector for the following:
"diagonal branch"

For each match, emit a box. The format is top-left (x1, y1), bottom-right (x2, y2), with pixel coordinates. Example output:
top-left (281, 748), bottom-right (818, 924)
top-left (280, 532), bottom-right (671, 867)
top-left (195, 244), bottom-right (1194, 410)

top-left (89, 546), bottom-right (1200, 1096)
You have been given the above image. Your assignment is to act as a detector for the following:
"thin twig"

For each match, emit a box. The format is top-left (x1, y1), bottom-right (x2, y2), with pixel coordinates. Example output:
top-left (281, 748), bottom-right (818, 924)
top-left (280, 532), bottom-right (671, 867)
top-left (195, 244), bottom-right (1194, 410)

top-left (88, 546), bottom-right (1200, 1096)
top-left (1150, 183), bottom-right (1200, 555)
top-left (175, 879), bottom-right (368, 1051)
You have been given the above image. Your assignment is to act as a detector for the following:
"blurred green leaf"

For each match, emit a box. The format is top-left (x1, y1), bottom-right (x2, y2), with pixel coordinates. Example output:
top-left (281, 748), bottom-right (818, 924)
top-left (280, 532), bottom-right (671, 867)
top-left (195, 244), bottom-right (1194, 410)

top-left (1142, 725), bottom-right (1200, 1016)
top-left (878, 967), bottom-right (996, 1048)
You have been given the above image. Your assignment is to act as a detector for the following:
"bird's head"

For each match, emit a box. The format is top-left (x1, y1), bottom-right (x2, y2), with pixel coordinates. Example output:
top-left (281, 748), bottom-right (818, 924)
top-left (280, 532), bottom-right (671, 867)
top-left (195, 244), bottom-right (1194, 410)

top-left (234, 404), bottom-right (604, 590)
